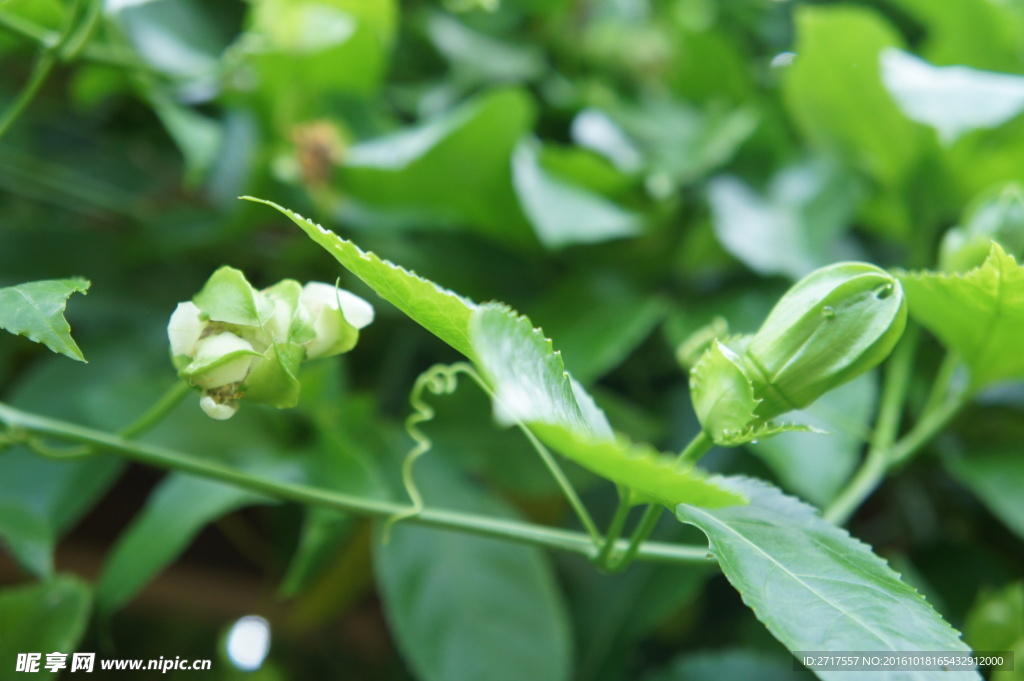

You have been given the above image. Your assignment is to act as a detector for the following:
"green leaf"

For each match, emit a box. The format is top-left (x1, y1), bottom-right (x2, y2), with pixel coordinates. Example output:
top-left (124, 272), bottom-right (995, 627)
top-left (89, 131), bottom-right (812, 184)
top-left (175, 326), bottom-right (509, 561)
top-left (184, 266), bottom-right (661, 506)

top-left (244, 197), bottom-right (478, 359)
top-left (0, 503), bottom-right (54, 579)
top-left (96, 471), bottom-right (278, 614)
top-left (881, 49), bottom-right (1024, 145)
top-left (690, 341), bottom-right (759, 445)
top-left (897, 243), bottom-right (1024, 388)
top-left (0, 575), bottom-right (92, 677)
top-left (677, 477), bottom-right (979, 680)
top-left (946, 449), bottom-right (1024, 542)
top-left (374, 457), bottom-right (571, 681)
top-left (0, 278), bottom-right (90, 362)
top-left (783, 5), bottom-right (920, 187)
top-left (963, 581), bottom-right (1024, 677)
top-left (340, 88), bottom-right (536, 245)
top-left (470, 304), bottom-right (745, 508)
top-left (512, 141), bottom-right (644, 249)
top-left (707, 159), bottom-right (862, 280)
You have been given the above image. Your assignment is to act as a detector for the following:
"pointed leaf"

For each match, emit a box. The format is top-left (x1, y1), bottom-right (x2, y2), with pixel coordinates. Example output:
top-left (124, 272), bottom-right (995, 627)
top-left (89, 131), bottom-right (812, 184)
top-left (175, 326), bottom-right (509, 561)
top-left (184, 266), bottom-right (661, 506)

top-left (0, 278), bottom-right (90, 362)
top-left (897, 243), bottom-right (1024, 388)
top-left (193, 265), bottom-right (273, 327)
top-left (677, 477), bottom-right (979, 681)
top-left (245, 197), bottom-right (478, 359)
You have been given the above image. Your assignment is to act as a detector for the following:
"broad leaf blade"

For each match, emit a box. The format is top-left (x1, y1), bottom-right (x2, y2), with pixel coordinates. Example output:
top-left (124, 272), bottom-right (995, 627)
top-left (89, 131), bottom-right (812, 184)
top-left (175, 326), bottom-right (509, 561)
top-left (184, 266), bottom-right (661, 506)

top-left (375, 457), bottom-right (571, 681)
top-left (0, 278), bottom-right (90, 362)
top-left (244, 197), bottom-right (478, 359)
top-left (897, 243), bottom-right (1024, 388)
top-left (677, 477), bottom-right (979, 681)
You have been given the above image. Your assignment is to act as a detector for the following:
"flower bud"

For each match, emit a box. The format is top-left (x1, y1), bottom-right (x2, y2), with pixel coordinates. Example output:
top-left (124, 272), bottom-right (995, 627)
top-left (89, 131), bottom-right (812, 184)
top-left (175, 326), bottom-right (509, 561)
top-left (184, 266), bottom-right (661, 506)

top-left (299, 282), bottom-right (374, 360)
top-left (741, 262), bottom-right (907, 419)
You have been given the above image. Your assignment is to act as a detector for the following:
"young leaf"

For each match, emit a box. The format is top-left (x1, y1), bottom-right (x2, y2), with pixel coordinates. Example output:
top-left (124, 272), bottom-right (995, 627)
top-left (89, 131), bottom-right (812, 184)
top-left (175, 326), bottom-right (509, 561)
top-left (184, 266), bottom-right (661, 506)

top-left (0, 575), bottom-right (92, 676)
top-left (897, 243), bottom-right (1024, 388)
top-left (946, 448), bottom-right (1024, 542)
top-left (375, 456), bottom-right (572, 681)
top-left (690, 341), bottom-right (759, 445)
top-left (0, 278), bottom-right (90, 362)
top-left (243, 197), bottom-right (478, 360)
top-left (677, 477), bottom-right (979, 681)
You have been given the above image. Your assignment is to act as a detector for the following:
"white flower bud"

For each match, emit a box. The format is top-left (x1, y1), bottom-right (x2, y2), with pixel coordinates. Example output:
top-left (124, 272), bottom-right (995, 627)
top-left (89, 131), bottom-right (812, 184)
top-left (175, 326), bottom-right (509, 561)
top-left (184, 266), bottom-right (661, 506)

top-left (190, 332), bottom-right (256, 389)
top-left (168, 302), bottom-right (205, 358)
top-left (302, 282), bottom-right (374, 329)
top-left (200, 395), bottom-right (239, 420)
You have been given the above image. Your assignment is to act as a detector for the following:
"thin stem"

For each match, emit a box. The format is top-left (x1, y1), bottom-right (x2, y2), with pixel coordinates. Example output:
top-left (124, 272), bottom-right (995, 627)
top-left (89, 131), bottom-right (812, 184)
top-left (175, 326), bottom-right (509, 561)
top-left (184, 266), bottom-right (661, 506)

top-left (677, 430), bottom-right (713, 467)
top-left (60, 0), bottom-right (104, 62)
top-left (889, 395), bottom-right (964, 466)
top-left (608, 504), bottom-right (661, 572)
top-left (0, 401), bottom-right (712, 565)
top-left (118, 380), bottom-right (192, 439)
top-left (824, 328), bottom-right (918, 525)
top-left (459, 366), bottom-right (601, 545)
top-left (595, 492), bottom-right (632, 567)
top-left (0, 13), bottom-right (159, 72)
top-left (0, 51), bottom-right (57, 139)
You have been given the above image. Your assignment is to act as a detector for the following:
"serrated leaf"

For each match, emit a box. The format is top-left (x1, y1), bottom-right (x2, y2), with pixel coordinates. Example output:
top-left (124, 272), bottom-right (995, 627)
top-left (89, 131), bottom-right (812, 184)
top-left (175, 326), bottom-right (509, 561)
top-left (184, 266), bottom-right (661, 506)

top-left (677, 477), bottom-right (979, 681)
top-left (244, 197), bottom-right (478, 359)
top-left (470, 304), bottom-right (745, 508)
top-left (897, 243), bottom-right (1024, 388)
top-left (0, 278), bottom-right (90, 362)
top-left (0, 575), bottom-right (92, 677)
top-left (375, 456), bottom-right (571, 681)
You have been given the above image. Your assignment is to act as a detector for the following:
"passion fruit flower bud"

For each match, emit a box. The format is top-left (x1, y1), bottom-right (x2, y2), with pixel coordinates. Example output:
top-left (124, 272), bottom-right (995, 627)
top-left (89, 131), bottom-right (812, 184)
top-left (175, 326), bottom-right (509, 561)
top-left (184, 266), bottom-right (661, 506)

top-left (168, 266), bottom-right (373, 420)
top-left (690, 262), bottom-right (906, 444)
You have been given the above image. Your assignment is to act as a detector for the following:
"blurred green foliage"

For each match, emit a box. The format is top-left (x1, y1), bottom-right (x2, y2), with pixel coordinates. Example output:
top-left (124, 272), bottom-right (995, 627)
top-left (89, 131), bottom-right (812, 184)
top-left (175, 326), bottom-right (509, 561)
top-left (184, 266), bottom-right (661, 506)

top-left (1, 0), bottom-right (1024, 679)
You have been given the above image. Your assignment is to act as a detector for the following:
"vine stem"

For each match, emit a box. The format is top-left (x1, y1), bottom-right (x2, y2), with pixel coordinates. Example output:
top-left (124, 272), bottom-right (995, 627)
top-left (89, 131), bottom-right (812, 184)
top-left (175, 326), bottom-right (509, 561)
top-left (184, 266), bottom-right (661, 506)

top-left (824, 328), bottom-right (966, 525)
top-left (603, 431), bottom-right (714, 572)
top-left (0, 400), bottom-right (712, 565)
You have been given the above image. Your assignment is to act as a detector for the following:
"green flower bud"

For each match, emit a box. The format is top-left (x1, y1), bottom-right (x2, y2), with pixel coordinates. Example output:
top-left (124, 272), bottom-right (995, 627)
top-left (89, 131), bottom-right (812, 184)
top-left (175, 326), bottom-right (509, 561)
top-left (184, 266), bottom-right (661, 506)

top-left (741, 262), bottom-right (907, 419)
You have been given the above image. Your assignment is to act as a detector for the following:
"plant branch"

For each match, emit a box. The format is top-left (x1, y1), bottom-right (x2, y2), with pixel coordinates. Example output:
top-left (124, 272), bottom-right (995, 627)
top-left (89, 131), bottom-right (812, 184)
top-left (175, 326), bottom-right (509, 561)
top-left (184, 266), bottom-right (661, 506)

top-left (0, 401), bottom-right (713, 566)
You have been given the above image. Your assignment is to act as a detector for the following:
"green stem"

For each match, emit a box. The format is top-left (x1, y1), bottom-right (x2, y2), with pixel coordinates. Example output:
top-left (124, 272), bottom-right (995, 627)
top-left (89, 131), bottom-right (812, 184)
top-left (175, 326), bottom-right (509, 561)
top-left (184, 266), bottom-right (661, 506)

top-left (607, 504), bottom-right (662, 573)
top-left (888, 394), bottom-right (964, 466)
top-left (824, 328), bottom-right (918, 525)
top-left (603, 430), bottom-right (715, 572)
top-left (0, 51), bottom-right (57, 139)
top-left (677, 430), bottom-right (713, 467)
top-left (0, 13), bottom-right (158, 72)
top-left (459, 366), bottom-right (601, 545)
top-left (0, 401), bottom-right (711, 565)
top-left (60, 0), bottom-right (104, 62)
top-left (595, 492), bottom-right (632, 567)
top-left (118, 380), bottom-right (192, 439)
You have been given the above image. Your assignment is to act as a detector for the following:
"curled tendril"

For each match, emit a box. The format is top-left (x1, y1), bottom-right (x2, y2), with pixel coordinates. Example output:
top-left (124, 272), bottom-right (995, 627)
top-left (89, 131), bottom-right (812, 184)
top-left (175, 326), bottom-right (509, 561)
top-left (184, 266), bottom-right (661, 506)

top-left (383, 362), bottom-right (480, 541)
